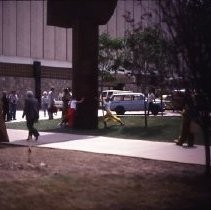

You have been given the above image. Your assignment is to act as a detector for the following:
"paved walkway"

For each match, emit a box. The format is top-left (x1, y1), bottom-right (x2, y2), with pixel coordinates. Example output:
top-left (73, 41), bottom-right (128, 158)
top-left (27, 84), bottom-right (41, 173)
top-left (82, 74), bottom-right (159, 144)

top-left (6, 128), bottom-right (206, 166)
top-left (4, 110), bottom-right (208, 166)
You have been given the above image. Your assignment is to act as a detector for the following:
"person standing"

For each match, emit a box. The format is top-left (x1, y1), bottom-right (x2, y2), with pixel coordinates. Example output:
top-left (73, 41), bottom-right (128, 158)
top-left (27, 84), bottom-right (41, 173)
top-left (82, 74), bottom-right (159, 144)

top-left (66, 97), bottom-right (84, 128)
top-left (147, 88), bottom-right (155, 115)
top-left (58, 88), bottom-right (72, 127)
top-left (9, 90), bottom-right (18, 120)
top-left (47, 87), bottom-right (56, 120)
top-left (41, 91), bottom-right (48, 117)
top-left (22, 91), bottom-right (40, 141)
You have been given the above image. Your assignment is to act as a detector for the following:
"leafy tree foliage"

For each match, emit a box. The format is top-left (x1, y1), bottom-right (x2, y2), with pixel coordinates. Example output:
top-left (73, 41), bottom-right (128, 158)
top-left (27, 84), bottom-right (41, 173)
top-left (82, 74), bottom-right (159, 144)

top-left (158, 0), bottom-right (211, 101)
top-left (98, 33), bottom-right (124, 82)
top-left (157, 0), bottom-right (211, 175)
top-left (124, 25), bottom-right (174, 93)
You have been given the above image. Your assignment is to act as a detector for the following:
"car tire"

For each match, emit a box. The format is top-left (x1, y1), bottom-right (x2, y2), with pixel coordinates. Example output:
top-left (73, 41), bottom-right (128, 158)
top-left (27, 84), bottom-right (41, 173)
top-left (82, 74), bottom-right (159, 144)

top-left (115, 106), bottom-right (125, 115)
top-left (151, 104), bottom-right (159, 115)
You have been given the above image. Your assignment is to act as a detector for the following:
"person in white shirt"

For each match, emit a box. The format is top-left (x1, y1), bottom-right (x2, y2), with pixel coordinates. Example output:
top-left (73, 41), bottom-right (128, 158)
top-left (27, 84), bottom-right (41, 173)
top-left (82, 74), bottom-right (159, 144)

top-left (66, 97), bottom-right (84, 128)
top-left (47, 87), bottom-right (56, 120)
top-left (41, 91), bottom-right (48, 117)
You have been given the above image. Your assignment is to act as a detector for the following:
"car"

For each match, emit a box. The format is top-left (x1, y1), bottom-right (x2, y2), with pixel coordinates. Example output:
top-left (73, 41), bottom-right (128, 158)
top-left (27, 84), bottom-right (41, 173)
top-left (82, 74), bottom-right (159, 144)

top-left (101, 89), bottom-right (133, 99)
top-left (116, 67), bottom-right (132, 76)
top-left (162, 89), bottom-right (186, 111)
top-left (108, 67), bottom-right (132, 76)
top-left (171, 89), bottom-right (186, 110)
top-left (99, 89), bottom-right (133, 108)
top-left (109, 92), bottom-right (165, 115)
top-left (162, 94), bottom-right (173, 110)
top-left (54, 99), bottom-right (63, 110)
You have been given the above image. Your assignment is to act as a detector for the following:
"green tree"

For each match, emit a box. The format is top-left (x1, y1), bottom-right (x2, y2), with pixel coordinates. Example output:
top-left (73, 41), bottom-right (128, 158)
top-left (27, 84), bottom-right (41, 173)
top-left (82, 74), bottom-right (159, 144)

top-left (124, 26), bottom-right (174, 94)
top-left (156, 0), bottom-right (211, 175)
top-left (98, 33), bottom-right (124, 84)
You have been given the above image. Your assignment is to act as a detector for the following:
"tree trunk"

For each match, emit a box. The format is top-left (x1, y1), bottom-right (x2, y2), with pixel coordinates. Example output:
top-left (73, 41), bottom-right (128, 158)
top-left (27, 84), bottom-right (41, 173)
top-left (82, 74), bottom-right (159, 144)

top-left (202, 111), bottom-right (211, 176)
top-left (0, 105), bottom-right (9, 142)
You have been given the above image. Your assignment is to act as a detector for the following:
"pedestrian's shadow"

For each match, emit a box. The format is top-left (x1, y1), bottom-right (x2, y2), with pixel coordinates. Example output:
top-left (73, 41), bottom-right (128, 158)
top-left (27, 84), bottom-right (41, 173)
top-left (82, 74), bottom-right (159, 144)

top-left (8, 132), bottom-right (97, 147)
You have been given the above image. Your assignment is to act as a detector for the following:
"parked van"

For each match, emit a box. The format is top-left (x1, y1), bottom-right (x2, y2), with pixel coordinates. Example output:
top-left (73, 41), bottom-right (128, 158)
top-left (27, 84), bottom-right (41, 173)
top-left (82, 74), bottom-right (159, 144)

top-left (99, 90), bottom-right (133, 108)
top-left (109, 92), bottom-right (164, 115)
top-left (101, 89), bottom-right (133, 99)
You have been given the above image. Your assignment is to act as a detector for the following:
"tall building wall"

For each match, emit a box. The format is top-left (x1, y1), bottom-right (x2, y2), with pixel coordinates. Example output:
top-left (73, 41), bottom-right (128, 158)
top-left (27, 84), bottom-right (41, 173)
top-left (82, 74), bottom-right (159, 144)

top-left (0, 0), bottom-right (162, 108)
top-left (0, 0), bottom-right (160, 63)
top-left (0, 0), bottom-right (71, 62)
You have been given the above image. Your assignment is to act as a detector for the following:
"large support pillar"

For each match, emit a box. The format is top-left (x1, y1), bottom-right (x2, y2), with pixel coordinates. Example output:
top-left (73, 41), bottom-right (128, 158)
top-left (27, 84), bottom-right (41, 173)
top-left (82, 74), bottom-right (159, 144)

top-left (47, 0), bottom-right (117, 129)
top-left (0, 105), bottom-right (9, 142)
top-left (33, 61), bottom-right (41, 107)
top-left (72, 21), bottom-right (98, 129)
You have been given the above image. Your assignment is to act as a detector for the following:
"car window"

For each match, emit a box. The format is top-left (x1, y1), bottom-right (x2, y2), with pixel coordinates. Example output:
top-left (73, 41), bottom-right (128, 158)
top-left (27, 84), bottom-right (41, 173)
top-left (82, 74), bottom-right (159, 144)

top-left (139, 95), bottom-right (144, 100)
top-left (102, 92), bottom-right (107, 97)
top-left (112, 94), bottom-right (145, 101)
top-left (113, 96), bottom-right (122, 101)
top-left (133, 96), bottom-right (140, 101)
top-left (123, 95), bottom-right (132, 101)
top-left (108, 92), bottom-right (113, 97)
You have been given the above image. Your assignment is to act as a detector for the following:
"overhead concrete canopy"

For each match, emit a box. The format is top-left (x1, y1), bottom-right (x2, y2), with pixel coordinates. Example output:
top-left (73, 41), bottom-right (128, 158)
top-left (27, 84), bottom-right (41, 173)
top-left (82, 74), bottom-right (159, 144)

top-left (46, 0), bottom-right (117, 129)
top-left (47, 0), bottom-right (117, 28)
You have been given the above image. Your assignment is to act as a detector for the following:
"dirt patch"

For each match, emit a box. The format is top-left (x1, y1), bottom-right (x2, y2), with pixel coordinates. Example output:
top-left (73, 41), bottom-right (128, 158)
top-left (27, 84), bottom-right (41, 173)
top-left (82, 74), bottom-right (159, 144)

top-left (0, 144), bottom-right (210, 210)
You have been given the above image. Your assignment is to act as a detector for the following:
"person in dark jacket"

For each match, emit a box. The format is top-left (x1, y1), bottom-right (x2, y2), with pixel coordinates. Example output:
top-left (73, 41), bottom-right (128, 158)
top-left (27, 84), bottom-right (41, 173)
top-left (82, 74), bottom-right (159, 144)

top-left (9, 90), bottom-right (18, 120)
top-left (22, 91), bottom-right (40, 141)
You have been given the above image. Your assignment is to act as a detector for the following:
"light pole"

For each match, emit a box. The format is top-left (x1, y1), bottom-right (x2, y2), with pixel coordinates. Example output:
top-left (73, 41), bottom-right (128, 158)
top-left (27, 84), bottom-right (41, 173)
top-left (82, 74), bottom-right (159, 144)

top-left (144, 61), bottom-right (148, 127)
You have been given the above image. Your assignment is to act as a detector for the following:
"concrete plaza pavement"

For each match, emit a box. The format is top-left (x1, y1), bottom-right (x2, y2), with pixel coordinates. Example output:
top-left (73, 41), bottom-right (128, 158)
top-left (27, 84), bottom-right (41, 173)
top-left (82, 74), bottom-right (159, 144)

top-left (5, 110), bottom-right (208, 166)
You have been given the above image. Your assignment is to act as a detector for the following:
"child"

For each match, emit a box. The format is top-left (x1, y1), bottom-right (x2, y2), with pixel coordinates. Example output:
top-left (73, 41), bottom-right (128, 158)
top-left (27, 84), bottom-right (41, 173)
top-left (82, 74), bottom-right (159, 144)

top-left (103, 97), bottom-right (124, 128)
top-left (58, 97), bottom-right (84, 128)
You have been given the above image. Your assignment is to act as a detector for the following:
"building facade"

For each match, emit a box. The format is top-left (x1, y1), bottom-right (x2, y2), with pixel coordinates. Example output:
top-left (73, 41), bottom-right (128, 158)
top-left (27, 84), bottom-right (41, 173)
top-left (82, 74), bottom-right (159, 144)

top-left (0, 0), bottom-right (161, 108)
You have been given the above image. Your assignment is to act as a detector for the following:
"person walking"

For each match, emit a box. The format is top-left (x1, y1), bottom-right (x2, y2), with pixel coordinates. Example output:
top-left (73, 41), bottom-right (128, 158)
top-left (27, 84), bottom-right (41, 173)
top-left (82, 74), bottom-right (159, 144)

top-left (174, 90), bottom-right (198, 147)
top-left (103, 97), bottom-right (124, 128)
top-left (22, 91), bottom-right (40, 141)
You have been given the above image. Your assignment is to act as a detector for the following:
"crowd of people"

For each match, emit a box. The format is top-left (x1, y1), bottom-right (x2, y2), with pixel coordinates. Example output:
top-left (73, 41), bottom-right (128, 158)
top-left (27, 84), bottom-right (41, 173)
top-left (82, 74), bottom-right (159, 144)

top-left (1, 87), bottom-right (202, 147)
top-left (0, 87), bottom-right (166, 140)
top-left (1, 90), bottom-right (18, 122)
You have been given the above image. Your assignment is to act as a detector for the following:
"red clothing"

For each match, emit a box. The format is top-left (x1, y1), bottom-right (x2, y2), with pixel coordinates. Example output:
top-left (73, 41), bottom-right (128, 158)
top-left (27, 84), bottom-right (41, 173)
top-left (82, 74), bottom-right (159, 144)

top-left (66, 108), bottom-right (76, 128)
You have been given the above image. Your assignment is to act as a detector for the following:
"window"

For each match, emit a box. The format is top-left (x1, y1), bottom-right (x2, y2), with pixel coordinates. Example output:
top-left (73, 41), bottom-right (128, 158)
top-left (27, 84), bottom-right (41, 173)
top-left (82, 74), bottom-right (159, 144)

top-left (113, 96), bottom-right (122, 101)
top-left (134, 96), bottom-right (140, 101)
top-left (123, 95), bottom-right (132, 101)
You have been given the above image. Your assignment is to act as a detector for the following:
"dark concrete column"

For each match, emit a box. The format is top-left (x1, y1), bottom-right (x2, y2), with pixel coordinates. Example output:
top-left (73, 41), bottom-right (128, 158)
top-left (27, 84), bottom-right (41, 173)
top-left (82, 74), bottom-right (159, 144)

top-left (0, 106), bottom-right (9, 142)
top-left (72, 21), bottom-right (98, 129)
top-left (47, 0), bottom-right (117, 129)
top-left (33, 61), bottom-right (41, 107)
